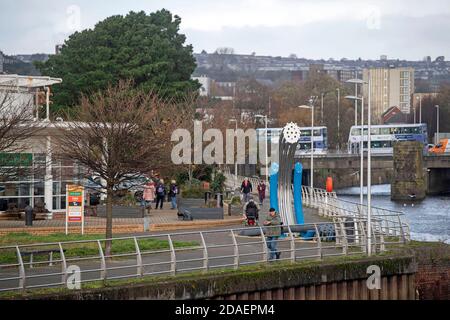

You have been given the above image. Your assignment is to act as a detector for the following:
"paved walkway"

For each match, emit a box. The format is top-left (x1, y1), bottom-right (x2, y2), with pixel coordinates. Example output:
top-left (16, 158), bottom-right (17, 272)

top-left (0, 196), bottom-right (329, 232)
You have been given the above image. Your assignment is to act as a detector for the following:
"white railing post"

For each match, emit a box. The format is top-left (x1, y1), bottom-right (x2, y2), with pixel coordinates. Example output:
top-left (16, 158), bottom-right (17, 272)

top-left (134, 237), bottom-right (143, 277)
top-left (16, 246), bottom-right (26, 291)
top-left (97, 240), bottom-right (107, 281)
top-left (167, 235), bottom-right (176, 275)
top-left (260, 226), bottom-right (268, 262)
top-left (230, 230), bottom-right (239, 270)
top-left (199, 232), bottom-right (208, 273)
top-left (314, 224), bottom-right (322, 260)
top-left (59, 242), bottom-right (68, 285)
top-left (287, 225), bottom-right (295, 263)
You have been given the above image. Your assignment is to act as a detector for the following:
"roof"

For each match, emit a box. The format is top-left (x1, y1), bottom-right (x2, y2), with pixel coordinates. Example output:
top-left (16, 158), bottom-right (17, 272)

top-left (0, 74), bottom-right (62, 88)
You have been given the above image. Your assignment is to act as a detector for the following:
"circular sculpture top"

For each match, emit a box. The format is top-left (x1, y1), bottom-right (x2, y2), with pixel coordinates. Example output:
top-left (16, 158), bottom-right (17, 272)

top-left (283, 122), bottom-right (301, 144)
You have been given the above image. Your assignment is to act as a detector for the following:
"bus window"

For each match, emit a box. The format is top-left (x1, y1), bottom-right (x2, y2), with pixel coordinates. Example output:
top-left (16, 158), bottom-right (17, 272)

top-left (352, 128), bottom-right (361, 135)
top-left (371, 141), bottom-right (391, 148)
top-left (370, 128), bottom-right (379, 135)
top-left (380, 128), bottom-right (390, 135)
top-left (411, 127), bottom-right (421, 134)
top-left (300, 130), bottom-right (311, 137)
top-left (313, 129), bottom-right (321, 136)
top-left (299, 143), bottom-right (310, 150)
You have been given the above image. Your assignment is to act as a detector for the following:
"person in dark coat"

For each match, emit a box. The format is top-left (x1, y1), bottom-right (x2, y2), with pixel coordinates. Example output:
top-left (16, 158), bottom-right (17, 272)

top-left (155, 179), bottom-right (166, 210)
top-left (257, 181), bottom-right (266, 206)
top-left (243, 199), bottom-right (259, 226)
top-left (240, 177), bottom-right (253, 203)
top-left (168, 180), bottom-right (179, 210)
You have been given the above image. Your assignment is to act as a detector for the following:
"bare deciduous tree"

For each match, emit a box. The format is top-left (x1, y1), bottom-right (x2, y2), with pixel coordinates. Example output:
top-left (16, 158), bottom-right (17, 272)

top-left (54, 81), bottom-right (194, 254)
top-left (0, 85), bottom-right (45, 183)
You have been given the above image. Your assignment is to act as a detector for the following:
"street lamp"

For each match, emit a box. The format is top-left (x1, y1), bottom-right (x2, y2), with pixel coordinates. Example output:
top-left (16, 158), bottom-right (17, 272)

top-left (255, 114), bottom-right (269, 187)
top-left (435, 105), bottom-right (440, 145)
top-left (298, 96), bottom-right (316, 188)
top-left (229, 119), bottom-right (238, 184)
top-left (346, 79), bottom-right (364, 126)
top-left (320, 92), bottom-right (325, 124)
top-left (345, 94), bottom-right (365, 207)
top-left (336, 88), bottom-right (341, 152)
top-left (416, 95), bottom-right (422, 123)
top-left (345, 77), bottom-right (372, 256)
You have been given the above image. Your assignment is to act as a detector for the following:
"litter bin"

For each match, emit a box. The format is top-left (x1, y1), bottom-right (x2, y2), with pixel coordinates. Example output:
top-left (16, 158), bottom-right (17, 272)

top-left (204, 191), bottom-right (212, 204)
top-left (25, 205), bottom-right (33, 226)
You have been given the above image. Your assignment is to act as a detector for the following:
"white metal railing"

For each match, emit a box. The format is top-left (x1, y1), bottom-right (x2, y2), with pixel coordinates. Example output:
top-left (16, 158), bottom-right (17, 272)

top-left (224, 173), bottom-right (410, 243)
top-left (0, 220), bottom-right (388, 293)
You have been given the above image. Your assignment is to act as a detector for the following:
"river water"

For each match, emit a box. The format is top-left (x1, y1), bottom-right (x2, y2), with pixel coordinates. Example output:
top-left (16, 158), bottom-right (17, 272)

top-left (336, 184), bottom-right (450, 244)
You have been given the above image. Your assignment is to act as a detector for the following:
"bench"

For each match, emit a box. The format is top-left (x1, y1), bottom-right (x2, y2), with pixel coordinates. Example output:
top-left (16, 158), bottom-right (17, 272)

top-left (178, 207), bottom-right (224, 220)
top-left (21, 249), bottom-right (66, 269)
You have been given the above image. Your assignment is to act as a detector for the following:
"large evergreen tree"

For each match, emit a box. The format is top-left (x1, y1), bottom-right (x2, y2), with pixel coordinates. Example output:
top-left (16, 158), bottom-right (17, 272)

top-left (36, 10), bottom-right (199, 113)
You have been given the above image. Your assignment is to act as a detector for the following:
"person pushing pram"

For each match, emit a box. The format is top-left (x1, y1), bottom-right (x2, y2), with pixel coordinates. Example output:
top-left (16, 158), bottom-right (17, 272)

top-left (243, 197), bottom-right (260, 226)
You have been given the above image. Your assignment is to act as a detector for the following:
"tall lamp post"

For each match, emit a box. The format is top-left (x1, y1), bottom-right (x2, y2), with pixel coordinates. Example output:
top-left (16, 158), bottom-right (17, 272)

top-left (346, 79), bottom-right (360, 126)
top-left (229, 119), bottom-right (238, 184)
top-left (345, 93), bottom-right (365, 206)
top-left (345, 78), bottom-right (372, 256)
top-left (336, 88), bottom-right (341, 152)
top-left (298, 96), bottom-right (316, 188)
top-left (255, 114), bottom-right (269, 187)
top-left (416, 95), bottom-right (422, 123)
top-left (345, 78), bottom-right (367, 203)
top-left (435, 105), bottom-right (440, 145)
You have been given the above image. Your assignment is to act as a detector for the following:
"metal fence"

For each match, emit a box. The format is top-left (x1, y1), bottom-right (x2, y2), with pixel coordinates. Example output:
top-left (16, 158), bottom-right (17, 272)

top-left (0, 173), bottom-right (410, 293)
top-left (0, 218), bottom-right (394, 293)
top-left (223, 173), bottom-right (410, 243)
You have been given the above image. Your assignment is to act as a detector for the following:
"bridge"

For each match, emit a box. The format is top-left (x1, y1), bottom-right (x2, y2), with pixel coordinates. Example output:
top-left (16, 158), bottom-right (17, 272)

top-left (293, 144), bottom-right (450, 199)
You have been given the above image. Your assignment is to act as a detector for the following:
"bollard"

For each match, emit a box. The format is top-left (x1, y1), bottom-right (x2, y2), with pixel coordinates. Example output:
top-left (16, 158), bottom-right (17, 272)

top-left (143, 213), bottom-right (150, 232)
top-left (216, 193), bottom-right (222, 208)
top-left (25, 204), bottom-right (33, 226)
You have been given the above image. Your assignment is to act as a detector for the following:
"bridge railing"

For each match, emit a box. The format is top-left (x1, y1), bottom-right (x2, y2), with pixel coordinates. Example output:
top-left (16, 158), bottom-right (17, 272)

top-left (301, 186), bottom-right (410, 244)
top-left (223, 172), bottom-right (409, 244)
top-left (0, 219), bottom-right (385, 293)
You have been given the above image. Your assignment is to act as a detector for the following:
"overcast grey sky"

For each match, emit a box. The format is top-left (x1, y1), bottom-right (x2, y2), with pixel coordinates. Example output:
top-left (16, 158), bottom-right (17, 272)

top-left (1, 0), bottom-right (449, 60)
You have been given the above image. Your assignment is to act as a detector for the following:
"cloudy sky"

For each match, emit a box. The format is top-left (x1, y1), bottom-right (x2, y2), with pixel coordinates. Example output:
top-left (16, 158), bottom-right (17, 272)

top-left (1, 0), bottom-right (449, 60)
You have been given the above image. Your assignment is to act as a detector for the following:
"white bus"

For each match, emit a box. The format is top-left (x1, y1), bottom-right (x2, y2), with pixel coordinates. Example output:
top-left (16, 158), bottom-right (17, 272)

top-left (256, 126), bottom-right (328, 155)
top-left (347, 123), bottom-right (428, 154)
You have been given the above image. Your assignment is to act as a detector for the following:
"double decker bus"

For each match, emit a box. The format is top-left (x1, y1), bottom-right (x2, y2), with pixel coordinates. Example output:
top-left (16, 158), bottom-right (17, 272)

top-left (347, 123), bottom-right (428, 154)
top-left (256, 126), bottom-right (328, 155)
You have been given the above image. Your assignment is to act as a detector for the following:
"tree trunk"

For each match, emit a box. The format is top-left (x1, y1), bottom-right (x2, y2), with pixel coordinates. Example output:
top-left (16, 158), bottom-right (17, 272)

top-left (105, 186), bottom-right (113, 258)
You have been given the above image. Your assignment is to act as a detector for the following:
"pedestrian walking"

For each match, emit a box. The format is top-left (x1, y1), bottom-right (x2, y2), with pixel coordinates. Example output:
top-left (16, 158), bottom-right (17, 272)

top-left (263, 208), bottom-right (282, 260)
top-left (257, 181), bottom-right (266, 206)
top-left (240, 177), bottom-right (253, 203)
top-left (142, 181), bottom-right (156, 210)
top-left (155, 179), bottom-right (166, 210)
top-left (169, 180), bottom-right (179, 210)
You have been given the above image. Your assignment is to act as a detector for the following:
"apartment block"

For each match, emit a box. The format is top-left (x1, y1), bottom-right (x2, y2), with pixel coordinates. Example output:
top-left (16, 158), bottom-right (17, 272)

top-left (363, 67), bottom-right (414, 123)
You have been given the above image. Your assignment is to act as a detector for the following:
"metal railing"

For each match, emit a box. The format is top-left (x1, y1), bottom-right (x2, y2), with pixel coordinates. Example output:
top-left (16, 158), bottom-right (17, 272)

top-left (0, 220), bottom-right (389, 293)
top-left (223, 173), bottom-right (410, 243)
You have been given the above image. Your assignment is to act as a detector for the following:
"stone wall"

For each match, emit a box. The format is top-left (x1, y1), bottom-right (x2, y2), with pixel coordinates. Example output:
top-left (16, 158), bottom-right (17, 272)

top-left (412, 243), bottom-right (449, 300)
top-left (16, 254), bottom-right (417, 300)
top-left (391, 141), bottom-right (426, 200)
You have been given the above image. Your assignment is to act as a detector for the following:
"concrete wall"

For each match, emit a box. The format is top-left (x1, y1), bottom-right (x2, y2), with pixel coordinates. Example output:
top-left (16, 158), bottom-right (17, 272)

top-left (22, 255), bottom-right (417, 300)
